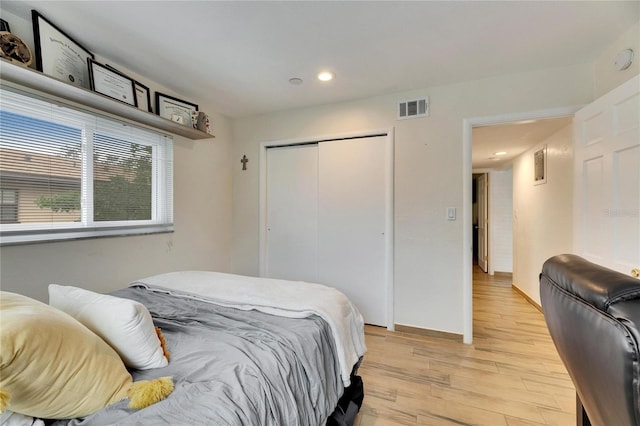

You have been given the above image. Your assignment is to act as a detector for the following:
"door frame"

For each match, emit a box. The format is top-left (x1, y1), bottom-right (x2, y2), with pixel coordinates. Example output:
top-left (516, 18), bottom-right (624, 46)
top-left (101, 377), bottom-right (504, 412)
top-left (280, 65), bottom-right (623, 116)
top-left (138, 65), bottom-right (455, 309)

top-left (462, 106), bottom-right (580, 344)
top-left (259, 128), bottom-right (396, 330)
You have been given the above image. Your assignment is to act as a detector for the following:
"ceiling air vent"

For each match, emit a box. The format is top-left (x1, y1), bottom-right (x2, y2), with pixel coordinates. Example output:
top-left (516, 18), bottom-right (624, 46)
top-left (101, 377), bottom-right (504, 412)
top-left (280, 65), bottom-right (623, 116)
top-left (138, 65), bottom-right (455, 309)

top-left (397, 97), bottom-right (429, 120)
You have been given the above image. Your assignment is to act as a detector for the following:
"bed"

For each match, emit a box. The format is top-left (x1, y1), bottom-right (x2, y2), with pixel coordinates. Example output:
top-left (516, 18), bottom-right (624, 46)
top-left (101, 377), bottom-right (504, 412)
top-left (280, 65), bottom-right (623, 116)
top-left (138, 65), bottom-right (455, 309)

top-left (0, 271), bottom-right (367, 426)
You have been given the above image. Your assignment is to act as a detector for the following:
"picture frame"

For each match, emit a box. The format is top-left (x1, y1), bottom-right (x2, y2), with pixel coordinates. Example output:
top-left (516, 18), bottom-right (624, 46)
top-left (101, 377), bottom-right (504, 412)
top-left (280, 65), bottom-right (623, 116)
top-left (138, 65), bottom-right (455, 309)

top-left (32, 9), bottom-right (94, 88)
top-left (88, 59), bottom-right (137, 107)
top-left (155, 92), bottom-right (198, 127)
top-left (534, 144), bottom-right (547, 185)
top-left (134, 81), bottom-right (152, 113)
top-left (104, 64), bottom-right (151, 112)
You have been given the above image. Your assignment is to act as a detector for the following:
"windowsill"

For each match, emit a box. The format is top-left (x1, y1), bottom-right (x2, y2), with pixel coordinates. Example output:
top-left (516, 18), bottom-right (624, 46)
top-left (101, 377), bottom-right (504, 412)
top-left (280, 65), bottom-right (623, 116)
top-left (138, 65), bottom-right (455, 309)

top-left (0, 225), bottom-right (174, 246)
top-left (0, 60), bottom-right (214, 140)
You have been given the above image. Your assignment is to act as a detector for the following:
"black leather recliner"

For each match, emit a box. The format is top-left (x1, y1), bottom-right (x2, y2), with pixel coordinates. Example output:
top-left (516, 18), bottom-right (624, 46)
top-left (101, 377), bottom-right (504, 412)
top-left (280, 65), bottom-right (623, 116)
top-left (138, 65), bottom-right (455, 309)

top-left (540, 254), bottom-right (640, 426)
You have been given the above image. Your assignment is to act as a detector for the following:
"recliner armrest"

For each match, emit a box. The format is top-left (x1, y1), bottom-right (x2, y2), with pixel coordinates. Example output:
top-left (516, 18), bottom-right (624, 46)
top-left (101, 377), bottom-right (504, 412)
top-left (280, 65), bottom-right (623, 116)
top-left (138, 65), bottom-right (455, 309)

top-left (540, 254), bottom-right (640, 426)
top-left (541, 254), bottom-right (640, 311)
top-left (609, 300), bottom-right (640, 351)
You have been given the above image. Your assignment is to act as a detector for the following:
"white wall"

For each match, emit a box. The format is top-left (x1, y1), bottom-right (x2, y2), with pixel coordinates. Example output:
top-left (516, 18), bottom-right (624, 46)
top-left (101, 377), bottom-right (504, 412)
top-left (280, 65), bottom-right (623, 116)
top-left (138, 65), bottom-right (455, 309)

top-left (506, 15), bottom-right (640, 305)
top-left (512, 125), bottom-right (574, 305)
top-left (231, 65), bottom-right (593, 335)
top-left (592, 18), bottom-right (640, 99)
top-left (0, 8), bottom-right (233, 302)
top-left (488, 168), bottom-right (513, 274)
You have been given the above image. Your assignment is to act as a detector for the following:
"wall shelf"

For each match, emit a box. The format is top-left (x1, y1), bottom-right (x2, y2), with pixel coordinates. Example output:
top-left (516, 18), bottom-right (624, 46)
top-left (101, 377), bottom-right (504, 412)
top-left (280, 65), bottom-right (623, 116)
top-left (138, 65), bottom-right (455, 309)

top-left (0, 60), bottom-right (214, 140)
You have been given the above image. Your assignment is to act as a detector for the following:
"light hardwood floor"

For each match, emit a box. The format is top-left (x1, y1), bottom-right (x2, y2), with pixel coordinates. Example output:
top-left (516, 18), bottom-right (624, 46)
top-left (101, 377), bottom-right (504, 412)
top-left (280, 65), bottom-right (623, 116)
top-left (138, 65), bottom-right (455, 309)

top-left (354, 267), bottom-right (575, 426)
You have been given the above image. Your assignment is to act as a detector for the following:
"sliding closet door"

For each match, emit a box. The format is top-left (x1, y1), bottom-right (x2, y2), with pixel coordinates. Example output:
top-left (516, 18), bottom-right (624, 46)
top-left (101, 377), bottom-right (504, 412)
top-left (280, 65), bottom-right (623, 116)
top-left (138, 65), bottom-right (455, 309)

top-left (317, 136), bottom-right (388, 326)
top-left (265, 144), bottom-right (319, 282)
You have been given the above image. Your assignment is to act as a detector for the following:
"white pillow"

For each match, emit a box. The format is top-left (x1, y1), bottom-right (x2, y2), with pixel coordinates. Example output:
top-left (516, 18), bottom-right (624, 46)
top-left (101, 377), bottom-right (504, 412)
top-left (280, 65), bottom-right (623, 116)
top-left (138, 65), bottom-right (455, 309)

top-left (48, 284), bottom-right (168, 370)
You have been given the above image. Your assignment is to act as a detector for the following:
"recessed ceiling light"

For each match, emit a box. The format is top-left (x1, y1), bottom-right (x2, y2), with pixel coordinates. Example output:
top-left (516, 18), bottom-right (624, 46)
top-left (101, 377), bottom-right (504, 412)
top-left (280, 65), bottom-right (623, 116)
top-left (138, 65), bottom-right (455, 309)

top-left (289, 77), bottom-right (303, 85)
top-left (317, 71), bottom-right (335, 82)
top-left (494, 151), bottom-right (507, 156)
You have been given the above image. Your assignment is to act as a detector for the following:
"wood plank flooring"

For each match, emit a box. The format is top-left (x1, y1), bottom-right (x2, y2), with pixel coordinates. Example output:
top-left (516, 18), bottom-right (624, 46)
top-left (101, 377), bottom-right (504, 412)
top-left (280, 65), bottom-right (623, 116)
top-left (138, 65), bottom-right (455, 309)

top-left (354, 267), bottom-right (575, 426)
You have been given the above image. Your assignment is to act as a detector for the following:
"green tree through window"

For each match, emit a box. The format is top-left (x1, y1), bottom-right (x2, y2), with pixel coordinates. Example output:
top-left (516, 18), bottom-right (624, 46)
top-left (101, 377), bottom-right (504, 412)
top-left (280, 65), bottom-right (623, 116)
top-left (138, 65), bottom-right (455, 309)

top-left (94, 141), bottom-right (152, 221)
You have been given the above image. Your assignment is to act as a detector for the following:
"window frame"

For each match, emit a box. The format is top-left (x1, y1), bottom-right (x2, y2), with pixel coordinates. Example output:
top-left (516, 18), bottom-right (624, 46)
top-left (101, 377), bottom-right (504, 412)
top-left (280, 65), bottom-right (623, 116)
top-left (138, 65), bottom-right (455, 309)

top-left (0, 86), bottom-right (174, 245)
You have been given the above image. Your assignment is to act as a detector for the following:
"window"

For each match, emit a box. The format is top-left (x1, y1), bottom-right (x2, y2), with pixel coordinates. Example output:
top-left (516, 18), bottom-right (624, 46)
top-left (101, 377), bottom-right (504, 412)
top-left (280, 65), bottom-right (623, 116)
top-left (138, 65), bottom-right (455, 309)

top-left (0, 189), bottom-right (18, 224)
top-left (0, 87), bottom-right (173, 245)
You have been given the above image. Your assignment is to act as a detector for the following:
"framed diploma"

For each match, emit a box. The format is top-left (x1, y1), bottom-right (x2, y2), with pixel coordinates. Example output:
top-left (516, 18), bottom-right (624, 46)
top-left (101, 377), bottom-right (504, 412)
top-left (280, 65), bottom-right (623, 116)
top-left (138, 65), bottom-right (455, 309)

top-left (88, 59), bottom-right (137, 106)
top-left (32, 10), bottom-right (94, 88)
top-left (155, 92), bottom-right (198, 127)
top-left (104, 64), bottom-right (151, 112)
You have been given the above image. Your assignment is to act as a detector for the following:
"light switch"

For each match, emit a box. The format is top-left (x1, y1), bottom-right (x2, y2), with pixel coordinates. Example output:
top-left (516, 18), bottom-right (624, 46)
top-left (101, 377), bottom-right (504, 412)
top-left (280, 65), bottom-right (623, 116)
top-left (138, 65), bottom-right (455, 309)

top-left (447, 207), bottom-right (456, 221)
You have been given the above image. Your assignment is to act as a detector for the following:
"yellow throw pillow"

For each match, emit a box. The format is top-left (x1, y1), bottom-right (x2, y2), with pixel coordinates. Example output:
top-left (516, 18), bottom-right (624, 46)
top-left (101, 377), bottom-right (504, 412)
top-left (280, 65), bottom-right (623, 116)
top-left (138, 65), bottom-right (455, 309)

top-left (0, 291), bottom-right (172, 419)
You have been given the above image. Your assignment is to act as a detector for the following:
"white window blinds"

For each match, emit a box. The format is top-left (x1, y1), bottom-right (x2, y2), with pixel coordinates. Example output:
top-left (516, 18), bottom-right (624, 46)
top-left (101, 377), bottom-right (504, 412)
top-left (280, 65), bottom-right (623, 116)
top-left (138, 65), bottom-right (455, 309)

top-left (0, 86), bottom-right (173, 245)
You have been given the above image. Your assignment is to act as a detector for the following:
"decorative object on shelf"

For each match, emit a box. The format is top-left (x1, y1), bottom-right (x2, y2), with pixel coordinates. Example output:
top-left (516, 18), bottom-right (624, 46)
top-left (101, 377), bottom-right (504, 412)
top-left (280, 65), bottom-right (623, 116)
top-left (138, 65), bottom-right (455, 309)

top-left (191, 111), bottom-right (210, 133)
top-left (105, 63), bottom-right (152, 113)
top-left (0, 19), bottom-right (33, 67)
top-left (32, 9), bottom-right (94, 88)
top-left (240, 155), bottom-right (249, 171)
top-left (88, 58), bottom-right (137, 106)
top-left (155, 92), bottom-right (198, 127)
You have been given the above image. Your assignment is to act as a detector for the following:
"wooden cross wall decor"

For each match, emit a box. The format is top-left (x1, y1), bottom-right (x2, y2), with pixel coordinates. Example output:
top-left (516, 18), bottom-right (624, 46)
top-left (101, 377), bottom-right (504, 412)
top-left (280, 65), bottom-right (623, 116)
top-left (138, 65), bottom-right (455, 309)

top-left (240, 155), bottom-right (249, 170)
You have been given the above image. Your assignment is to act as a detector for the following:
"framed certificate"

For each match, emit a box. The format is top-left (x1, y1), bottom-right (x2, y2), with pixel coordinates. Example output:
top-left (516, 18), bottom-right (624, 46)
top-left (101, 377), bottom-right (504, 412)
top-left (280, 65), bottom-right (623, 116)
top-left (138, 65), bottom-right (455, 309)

top-left (155, 92), bottom-right (198, 127)
top-left (88, 59), bottom-right (137, 106)
top-left (32, 10), bottom-right (94, 88)
top-left (105, 64), bottom-right (151, 112)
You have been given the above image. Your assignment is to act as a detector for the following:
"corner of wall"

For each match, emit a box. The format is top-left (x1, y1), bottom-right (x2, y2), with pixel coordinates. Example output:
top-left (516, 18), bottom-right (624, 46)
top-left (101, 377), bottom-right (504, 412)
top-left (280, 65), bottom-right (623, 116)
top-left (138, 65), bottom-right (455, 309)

top-left (592, 18), bottom-right (640, 99)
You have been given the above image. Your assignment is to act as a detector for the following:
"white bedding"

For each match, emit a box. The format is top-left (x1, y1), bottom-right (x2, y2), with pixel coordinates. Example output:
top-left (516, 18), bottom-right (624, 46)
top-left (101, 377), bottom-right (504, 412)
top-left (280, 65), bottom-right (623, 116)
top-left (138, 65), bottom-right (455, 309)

top-left (0, 411), bottom-right (44, 426)
top-left (129, 271), bottom-right (367, 386)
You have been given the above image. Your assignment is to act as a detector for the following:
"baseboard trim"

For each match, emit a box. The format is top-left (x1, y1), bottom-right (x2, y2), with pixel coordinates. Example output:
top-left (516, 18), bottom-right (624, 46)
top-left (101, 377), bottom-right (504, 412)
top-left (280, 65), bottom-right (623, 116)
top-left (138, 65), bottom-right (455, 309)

top-left (394, 324), bottom-right (462, 342)
top-left (512, 283), bottom-right (542, 313)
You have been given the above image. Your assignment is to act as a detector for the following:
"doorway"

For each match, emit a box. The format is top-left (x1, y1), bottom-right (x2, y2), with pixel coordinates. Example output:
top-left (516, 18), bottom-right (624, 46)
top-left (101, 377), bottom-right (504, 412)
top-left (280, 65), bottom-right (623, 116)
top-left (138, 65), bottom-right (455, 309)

top-left (462, 107), bottom-right (580, 343)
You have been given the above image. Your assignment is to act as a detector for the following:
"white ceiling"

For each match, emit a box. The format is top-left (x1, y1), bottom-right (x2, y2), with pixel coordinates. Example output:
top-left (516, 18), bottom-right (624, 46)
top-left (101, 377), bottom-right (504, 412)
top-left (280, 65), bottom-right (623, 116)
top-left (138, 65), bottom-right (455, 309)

top-left (2, 1), bottom-right (638, 168)
top-left (472, 116), bottom-right (573, 170)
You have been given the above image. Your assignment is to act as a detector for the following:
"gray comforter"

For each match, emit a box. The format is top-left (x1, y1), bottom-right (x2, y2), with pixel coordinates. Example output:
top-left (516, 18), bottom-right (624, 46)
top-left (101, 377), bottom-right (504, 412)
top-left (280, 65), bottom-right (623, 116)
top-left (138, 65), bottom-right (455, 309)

top-left (53, 286), bottom-right (343, 426)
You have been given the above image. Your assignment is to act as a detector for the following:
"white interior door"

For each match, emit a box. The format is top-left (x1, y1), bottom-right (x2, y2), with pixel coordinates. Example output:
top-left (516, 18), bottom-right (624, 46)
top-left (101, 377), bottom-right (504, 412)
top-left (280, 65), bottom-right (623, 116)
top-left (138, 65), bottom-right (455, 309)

top-left (265, 144), bottom-right (319, 283)
top-left (573, 74), bottom-right (640, 275)
top-left (477, 173), bottom-right (488, 272)
top-left (317, 136), bottom-right (388, 326)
